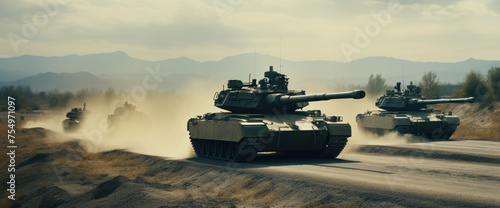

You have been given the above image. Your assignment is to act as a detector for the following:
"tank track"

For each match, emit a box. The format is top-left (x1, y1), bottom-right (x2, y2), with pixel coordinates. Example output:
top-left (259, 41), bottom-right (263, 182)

top-left (190, 138), bottom-right (257, 162)
top-left (425, 125), bottom-right (457, 140)
top-left (191, 137), bottom-right (347, 161)
top-left (360, 124), bottom-right (458, 140)
top-left (443, 125), bottom-right (458, 139)
top-left (319, 136), bottom-right (348, 158)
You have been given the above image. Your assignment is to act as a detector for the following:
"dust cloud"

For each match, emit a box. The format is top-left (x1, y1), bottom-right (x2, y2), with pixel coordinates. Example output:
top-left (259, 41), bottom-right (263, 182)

top-left (25, 79), bottom-right (222, 159)
top-left (23, 111), bottom-right (67, 134)
top-left (24, 80), bottom-right (427, 158)
top-left (103, 79), bottom-right (221, 158)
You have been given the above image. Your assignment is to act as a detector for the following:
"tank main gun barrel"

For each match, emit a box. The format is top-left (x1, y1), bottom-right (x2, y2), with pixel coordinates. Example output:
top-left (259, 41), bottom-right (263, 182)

top-left (409, 97), bottom-right (475, 106)
top-left (266, 90), bottom-right (365, 105)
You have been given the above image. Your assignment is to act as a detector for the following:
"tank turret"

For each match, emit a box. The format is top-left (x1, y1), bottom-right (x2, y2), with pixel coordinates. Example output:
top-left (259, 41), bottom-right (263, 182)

top-left (376, 82), bottom-right (474, 111)
top-left (214, 66), bottom-right (365, 113)
top-left (66, 102), bottom-right (86, 120)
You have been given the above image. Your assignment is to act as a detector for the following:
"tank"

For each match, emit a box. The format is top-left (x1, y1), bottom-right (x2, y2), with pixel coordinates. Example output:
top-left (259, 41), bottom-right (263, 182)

top-left (62, 103), bottom-right (87, 132)
top-left (187, 66), bottom-right (366, 162)
top-left (356, 82), bottom-right (474, 139)
top-left (107, 102), bottom-right (150, 129)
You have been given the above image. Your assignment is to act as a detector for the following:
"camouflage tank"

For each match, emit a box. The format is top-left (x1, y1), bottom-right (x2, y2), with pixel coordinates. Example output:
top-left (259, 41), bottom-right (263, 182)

top-left (356, 82), bottom-right (474, 139)
top-left (107, 102), bottom-right (150, 129)
top-left (187, 66), bottom-right (366, 162)
top-left (62, 103), bottom-right (87, 132)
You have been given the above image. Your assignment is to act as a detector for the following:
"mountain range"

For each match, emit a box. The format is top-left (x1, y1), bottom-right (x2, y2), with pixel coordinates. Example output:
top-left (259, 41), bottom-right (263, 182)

top-left (1, 51), bottom-right (499, 92)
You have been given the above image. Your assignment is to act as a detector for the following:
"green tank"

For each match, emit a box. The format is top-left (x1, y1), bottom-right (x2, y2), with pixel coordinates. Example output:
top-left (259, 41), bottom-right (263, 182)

top-left (62, 103), bottom-right (87, 132)
top-left (188, 66), bottom-right (366, 162)
top-left (356, 82), bottom-right (474, 139)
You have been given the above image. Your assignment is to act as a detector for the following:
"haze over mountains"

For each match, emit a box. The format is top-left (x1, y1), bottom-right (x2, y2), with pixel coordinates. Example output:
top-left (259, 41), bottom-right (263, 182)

top-left (1, 51), bottom-right (499, 92)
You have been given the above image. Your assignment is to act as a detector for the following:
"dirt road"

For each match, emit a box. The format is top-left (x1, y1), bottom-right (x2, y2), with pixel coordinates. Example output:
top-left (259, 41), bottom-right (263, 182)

top-left (188, 139), bottom-right (500, 207)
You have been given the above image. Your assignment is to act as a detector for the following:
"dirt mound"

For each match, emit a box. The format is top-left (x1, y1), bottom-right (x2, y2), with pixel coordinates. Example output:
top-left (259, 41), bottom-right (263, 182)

top-left (18, 127), bottom-right (49, 138)
top-left (38, 186), bottom-right (70, 208)
top-left (93, 176), bottom-right (129, 199)
top-left (18, 153), bottom-right (51, 168)
top-left (437, 102), bottom-right (500, 139)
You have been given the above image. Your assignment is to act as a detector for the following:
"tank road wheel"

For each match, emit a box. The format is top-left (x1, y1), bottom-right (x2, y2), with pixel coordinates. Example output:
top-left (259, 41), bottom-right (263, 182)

top-left (198, 140), bottom-right (206, 156)
top-left (210, 140), bottom-right (217, 157)
top-left (204, 140), bottom-right (211, 156)
top-left (319, 137), bottom-right (348, 158)
top-left (216, 141), bottom-right (224, 158)
top-left (230, 140), bottom-right (257, 162)
top-left (229, 142), bottom-right (239, 160)
top-left (223, 142), bottom-right (232, 159)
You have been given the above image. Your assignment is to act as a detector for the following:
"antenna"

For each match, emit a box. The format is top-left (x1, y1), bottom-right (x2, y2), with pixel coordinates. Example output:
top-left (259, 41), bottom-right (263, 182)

top-left (279, 36), bottom-right (282, 73)
top-left (401, 60), bottom-right (405, 91)
top-left (254, 45), bottom-right (256, 77)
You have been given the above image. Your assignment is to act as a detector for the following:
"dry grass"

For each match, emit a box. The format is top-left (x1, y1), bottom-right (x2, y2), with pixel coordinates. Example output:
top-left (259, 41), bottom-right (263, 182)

top-left (451, 106), bottom-right (500, 139)
top-left (438, 102), bottom-right (500, 139)
top-left (216, 178), bottom-right (252, 198)
top-left (0, 117), bottom-right (54, 168)
top-left (216, 178), bottom-right (278, 205)
top-left (0, 117), bottom-right (147, 180)
top-left (0, 117), bottom-right (53, 208)
top-left (0, 196), bottom-right (17, 208)
top-left (452, 123), bottom-right (487, 139)
top-left (52, 153), bottom-right (148, 179)
top-left (299, 199), bottom-right (359, 208)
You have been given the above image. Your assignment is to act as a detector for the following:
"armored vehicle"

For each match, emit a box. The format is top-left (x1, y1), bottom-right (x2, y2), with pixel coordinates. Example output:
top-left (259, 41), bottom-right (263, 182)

top-left (188, 66), bottom-right (366, 162)
top-left (62, 103), bottom-right (87, 132)
top-left (356, 82), bottom-right (474, 139)
top-left (107, 102), bottom-right (150, 129)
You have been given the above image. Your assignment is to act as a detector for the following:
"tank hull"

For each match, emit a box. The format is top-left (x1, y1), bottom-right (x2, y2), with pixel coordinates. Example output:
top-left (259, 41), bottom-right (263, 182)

top-left (356, 110), bottom-right (459, 140)
top-left (62, 119), bottom-right (81, 132)
top-left (188, 112), bottom-right (352, 162)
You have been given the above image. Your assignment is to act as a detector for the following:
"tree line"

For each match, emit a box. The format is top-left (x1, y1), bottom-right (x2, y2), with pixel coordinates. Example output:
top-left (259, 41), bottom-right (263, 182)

top-left (0, 86), bottom-right (119, 111)
top-left (365, 66), bottom-right (500, 103)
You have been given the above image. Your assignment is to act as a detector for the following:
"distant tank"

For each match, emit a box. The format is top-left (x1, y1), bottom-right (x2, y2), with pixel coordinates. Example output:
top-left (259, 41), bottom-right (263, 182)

top-left (107, 102), bottom-right (150, 129)
top-left (62, 103), bottom-right (87, 132)
top-left (187, 66), bottom-right (366, 162)
top-left (356, 82), bottom-right (474, 139)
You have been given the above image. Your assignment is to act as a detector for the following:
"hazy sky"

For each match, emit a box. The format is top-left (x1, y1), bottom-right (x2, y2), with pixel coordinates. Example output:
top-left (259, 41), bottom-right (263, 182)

top-left (1, 0), bottom-right (499, 62)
